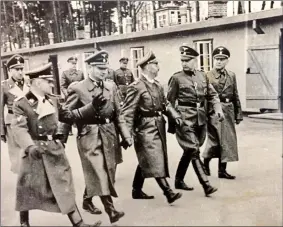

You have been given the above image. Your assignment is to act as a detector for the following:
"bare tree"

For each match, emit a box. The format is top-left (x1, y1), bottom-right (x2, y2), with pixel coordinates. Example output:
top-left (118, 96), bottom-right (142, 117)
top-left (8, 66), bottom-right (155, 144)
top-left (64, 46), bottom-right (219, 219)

top-left (270, 1), bottom-right (274, 8)
top-left (195, 1), bottom-right (200, 21)
top-left (117, 0), bottom-right (123, 34)
top-left (12, 2), bottom-right (21, 48)
top-left (67, 1), bottom-right (75, 39)
top-left (261, 1), bottom-right (266, 10)
top-left (52, 1), bottom-right (60, 42)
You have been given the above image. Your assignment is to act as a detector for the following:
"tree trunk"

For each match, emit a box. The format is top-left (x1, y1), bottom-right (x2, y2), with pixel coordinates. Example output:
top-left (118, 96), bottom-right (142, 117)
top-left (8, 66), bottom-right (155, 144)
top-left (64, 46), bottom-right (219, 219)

top-left (52, 1), bottom-right (60, 43)
top-left (2, 1), bottom-right (12, 51)
top-left (261, 1), bottom-right (266, 10)
top-left (133, 1), bottom-right (137, 31)
top-left (12, 2), bottom-right (21, 48)
top-left (187, 1), bottom-right (192, 22)
top-left (67, 1), bottom-right (75, 40)
top-left (238, 1), bottom-right (244, 14)
top-left (101, 1), bottom-right (106, 36)
top-left (56, 1), bottom-right (65, 42)
top-left (248, 1), bottom-right (252, 13)
top-left (20, 0), bottom-right (26, 42)
top-left (195, 1), bottom-right (200, 21)
top-left (270, 1), bottom-right (274, 8)
top-left (117, 0), bottom-right (123, 34)
top-left (152, 1), bottom-right (157, 29)
top-left (108, 8), bottom-right (112, 35)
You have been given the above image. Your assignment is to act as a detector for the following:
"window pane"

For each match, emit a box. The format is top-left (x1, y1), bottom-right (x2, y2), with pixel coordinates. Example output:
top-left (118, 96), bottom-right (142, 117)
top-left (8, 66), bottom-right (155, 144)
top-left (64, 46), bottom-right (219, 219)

top-left (199, 43), bottom-right (203, 54)
top-left (200, 55), bottom-right (204, 67)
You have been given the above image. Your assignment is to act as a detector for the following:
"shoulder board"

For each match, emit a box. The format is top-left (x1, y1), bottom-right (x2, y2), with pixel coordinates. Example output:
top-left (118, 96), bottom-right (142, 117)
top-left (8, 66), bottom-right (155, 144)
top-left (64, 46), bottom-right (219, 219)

top-left (14, 95), bottom-right (25, 102)
top-left (173, 71), bottom-right (182, 75)
top-left (226, 70), bottom-right (235, 76)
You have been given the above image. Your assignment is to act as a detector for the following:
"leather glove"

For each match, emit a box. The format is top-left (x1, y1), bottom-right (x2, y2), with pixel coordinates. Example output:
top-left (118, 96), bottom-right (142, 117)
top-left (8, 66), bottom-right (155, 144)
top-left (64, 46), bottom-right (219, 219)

top-left (25, 145), bottom-right (44, 160)
top-left (120, 138), bottom-right (133, 150)
top-left (235, 119), bottom-right (241, 125)
top-left (92, 93), bottom-right (107, 108)
top-left (216, 111), bottom-right (225, 122)
top-left (175, 118), bottom-right (184, 128)
top-left (1, 135), bottom-right (7, 143)
top-left (55, 134), bottom-right (68, 145)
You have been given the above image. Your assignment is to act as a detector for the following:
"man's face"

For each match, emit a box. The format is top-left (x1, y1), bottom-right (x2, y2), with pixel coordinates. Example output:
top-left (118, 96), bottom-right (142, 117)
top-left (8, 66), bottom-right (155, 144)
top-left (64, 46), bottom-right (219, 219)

top-left (36, 78), bottom-right (54, 95)
top-left (214, 57), bottom-right (228, 70)
top-left (181, 58), bottom-right (196, 71)
top-left (120, 61), bottom-right (128, 69)
top-left (9, 67), bottom-right (24, 81)
top-left (68, 61), bottom-right (77, 70)
top-left (145, 62), bottom-right (159, 78)
top-left (88, 65), bottom-right (108, 80)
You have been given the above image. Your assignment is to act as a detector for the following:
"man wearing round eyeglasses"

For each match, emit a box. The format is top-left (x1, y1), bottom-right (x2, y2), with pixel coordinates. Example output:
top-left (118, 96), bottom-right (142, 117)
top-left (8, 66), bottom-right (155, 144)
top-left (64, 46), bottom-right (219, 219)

top-left (1, 54), bottom-right (29, 173)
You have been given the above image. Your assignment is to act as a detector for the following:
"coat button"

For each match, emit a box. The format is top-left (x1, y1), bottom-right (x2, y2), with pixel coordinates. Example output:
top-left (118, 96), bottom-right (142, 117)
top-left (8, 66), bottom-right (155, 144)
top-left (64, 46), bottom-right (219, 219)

top-left (33, 109), bottom-right (36, 112)
top-left (39, 134), bottom-right (43, 136)
top-left (38, 126), bottom-right (43, 128)
top-left (40, 142), bottom-right (44, 145)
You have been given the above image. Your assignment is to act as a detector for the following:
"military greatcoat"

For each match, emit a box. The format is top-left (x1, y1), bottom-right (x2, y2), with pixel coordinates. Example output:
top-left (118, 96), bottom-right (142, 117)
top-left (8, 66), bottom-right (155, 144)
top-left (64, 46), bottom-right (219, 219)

top-left (203, 69), bottom-right (243, 162)
top-left (61, 78), bottom-right (122, 198)
top-left (119, 76), bottom-right (179, 178)
top-left (60, 68), bottom-right (84, 97)
top-left (167, 70), bottom-right (222, 158)
top-left (1, 78), bottom-right (29, 173)
top-left (11, 91), bottom-right (76, 214)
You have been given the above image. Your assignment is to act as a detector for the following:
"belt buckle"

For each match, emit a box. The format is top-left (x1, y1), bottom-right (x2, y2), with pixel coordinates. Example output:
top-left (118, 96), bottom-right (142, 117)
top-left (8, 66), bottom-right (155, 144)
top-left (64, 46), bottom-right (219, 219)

top-left (105, 118), bottom-right (110, 124)
top-left (196, 102), bottom-right (201, 108)
top-left (225, 98), bottom-right (229, 103)
top-left (47, 135), bottom-right (53, 141)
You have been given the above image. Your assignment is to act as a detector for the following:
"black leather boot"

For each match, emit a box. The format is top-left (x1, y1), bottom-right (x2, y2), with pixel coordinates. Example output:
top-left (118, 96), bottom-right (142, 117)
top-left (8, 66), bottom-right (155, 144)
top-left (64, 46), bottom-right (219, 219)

top-left (82, 188), bottom-right (102, 214)
top-left (68, 205), bottom-right (102, 226)
top-left (156, 178), bottom-right (182, 204)
top-left (132, 165), bottom-right (154, 199)
top-left (203, 158), bottom-right (211, 176)
top-left (20, 211), bottom-right (30, 227)
top-left (218, 161), bottom-right (236, 180)
top-left (192, 158), bottom-right (218, 197)
top-left (175, 152), bottom-right (194, 191)
top-left (100, 195), bottom-right (125, 223)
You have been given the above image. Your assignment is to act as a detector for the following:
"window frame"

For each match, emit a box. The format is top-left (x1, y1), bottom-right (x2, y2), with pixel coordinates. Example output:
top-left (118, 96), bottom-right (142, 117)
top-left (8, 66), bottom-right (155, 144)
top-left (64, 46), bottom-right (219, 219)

top-left (194, 39), bottom-right (213, 72)
top-left (130, 47), bottom-right (144, 78)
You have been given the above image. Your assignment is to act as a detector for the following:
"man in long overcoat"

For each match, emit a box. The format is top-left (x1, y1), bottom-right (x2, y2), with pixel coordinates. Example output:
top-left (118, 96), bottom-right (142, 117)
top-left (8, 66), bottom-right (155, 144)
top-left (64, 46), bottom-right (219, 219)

top-left (60, 50), bottom-right (125, 224)
top-left (119, 50), bottom-right (182, 204)
top-left (167, 44), bottom-right (224, 197)
top-left (1, 54), bottom-right (29, 173)
top-left (11, 63), bottom-right (101, 227)
top-left (202, 46), bottom-right (243, 179)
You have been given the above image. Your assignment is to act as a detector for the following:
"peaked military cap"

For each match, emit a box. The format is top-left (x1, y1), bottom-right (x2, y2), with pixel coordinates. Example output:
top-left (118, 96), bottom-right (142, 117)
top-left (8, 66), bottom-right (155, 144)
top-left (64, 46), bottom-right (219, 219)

top-left (179, 44), bottom-right (199, 60)
top-left (136, 50), bottom-right (158, 68)
top-left (67, 56), bottom-right (78, 63)
top-left (119, 57), bottom-right (129, 63)
top-left (85, 50), bottom-right (109, 69)
top-left (212, 46), bottom-right (230, 58)
top-left (25, 62), bottom-right (53, 81)
top-left (6, 54), bottom-right (24, 69)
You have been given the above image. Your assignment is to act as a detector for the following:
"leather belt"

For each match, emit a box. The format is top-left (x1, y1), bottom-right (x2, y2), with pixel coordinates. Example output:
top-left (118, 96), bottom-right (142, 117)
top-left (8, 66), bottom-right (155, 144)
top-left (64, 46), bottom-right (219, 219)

top-left (220, 98), bottom-right (231, 103)
top-left (178, 101), bottom-right (204, 108)
top-left (8, 110), bottom-right (13, 114)
top-left (35, 135), bottom-right (59, 141)
top-left (140, 110), bottom-right (163, 117)
top-left (86, 117), bottom-right (114, 125)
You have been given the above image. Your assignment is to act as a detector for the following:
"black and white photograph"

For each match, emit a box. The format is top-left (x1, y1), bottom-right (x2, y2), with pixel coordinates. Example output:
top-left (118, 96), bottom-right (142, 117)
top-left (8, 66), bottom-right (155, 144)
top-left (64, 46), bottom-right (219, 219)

top-left (0, 1), bottom-right (282, 226)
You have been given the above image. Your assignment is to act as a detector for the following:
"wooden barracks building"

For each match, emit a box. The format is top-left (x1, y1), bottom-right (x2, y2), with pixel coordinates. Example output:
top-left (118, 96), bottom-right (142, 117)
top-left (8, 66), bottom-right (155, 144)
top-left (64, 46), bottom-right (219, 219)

top-left (1, 8), bottom-right (283, 113)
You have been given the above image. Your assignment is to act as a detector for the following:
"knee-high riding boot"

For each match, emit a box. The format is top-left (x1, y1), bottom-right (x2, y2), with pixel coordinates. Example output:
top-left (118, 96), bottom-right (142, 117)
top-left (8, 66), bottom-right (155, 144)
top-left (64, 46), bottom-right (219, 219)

top-left (156, 178), bottom-right (182, 204)
top-left (68, 205), bottom-right (102, 226)
top-left (100, 195), bottom-right (125, 223)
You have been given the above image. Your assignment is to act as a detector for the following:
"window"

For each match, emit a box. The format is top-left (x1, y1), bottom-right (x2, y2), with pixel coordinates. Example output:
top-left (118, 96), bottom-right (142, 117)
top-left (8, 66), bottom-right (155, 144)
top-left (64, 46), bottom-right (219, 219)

top-left (130, 47), bottom-right (144, 78)
top-left (194, 40), bottom-right (213, 72)
top-left (158, 13), bottom-right (167, 28)
top-left (82, 51), bottom-right (95, 76)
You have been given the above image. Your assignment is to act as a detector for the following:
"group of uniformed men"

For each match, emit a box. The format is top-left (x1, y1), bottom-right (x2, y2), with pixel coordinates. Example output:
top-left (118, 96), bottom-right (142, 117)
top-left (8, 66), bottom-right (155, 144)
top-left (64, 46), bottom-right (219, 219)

top-left (1, 43), bottom-right (243, 226)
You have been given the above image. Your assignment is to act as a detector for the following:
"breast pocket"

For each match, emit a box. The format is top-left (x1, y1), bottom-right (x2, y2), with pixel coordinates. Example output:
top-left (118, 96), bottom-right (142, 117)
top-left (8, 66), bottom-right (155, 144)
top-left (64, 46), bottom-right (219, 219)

top-left (140, 92), bottom-right (152, 108)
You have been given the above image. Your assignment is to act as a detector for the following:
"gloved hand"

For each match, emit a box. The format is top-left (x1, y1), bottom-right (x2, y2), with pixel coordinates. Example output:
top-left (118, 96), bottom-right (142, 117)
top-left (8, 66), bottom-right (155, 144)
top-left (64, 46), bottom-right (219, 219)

top-left (235, 119), bottom-right (241, 125)
top-left (1, 135), bottom-right (7, 143)
top-left (25, 145), bottom-right (44, 160)
top-left (120, 138), bottom-right (133, 150)
top-left (216, 111), bottom-right (225, 122)
top-left (55, 134), bottom-right (68, 145)
top-left (92, 93), bottom-right (107, 108)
